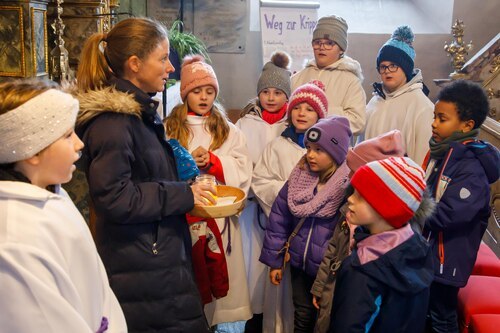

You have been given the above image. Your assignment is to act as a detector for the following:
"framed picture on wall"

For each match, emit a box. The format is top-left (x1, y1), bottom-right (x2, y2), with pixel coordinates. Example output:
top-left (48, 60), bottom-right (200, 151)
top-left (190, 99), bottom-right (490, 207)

top-left (0, 6), bottom-right (25, 77)
top-left (31, 7), bottom-right (48, 76)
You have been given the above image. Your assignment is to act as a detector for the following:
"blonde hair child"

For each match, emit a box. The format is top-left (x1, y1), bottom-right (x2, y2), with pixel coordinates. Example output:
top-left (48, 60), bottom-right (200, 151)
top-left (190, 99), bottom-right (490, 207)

top-left (165, 55), bottom-right (254, 327)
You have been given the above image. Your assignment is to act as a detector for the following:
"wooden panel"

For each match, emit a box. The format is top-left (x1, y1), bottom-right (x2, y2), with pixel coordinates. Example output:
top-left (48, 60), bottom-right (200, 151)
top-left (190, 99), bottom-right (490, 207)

top-left (0, 5), bottom-right (25, 77)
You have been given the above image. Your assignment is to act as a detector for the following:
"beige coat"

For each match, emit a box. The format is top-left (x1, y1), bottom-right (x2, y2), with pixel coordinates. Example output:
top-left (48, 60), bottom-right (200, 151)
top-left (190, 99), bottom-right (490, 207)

top-left (291, 56), bottom-right (366, 136)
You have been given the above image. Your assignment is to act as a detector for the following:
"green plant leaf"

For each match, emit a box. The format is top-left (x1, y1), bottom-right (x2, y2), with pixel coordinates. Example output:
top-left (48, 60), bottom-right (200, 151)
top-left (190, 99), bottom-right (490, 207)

top-left (168, 20), bottom-right (211, 63)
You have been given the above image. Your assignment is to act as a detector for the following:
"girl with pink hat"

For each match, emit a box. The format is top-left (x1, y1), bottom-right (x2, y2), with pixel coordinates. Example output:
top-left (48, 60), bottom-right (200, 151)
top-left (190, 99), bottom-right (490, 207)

top-left (164, 55), bottom-right (254, 328)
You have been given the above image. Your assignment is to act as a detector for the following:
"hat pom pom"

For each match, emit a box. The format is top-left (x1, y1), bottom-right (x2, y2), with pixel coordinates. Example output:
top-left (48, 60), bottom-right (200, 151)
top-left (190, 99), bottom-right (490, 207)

top-left (392, 26), bottom-right (414, 45)
top-left (271, 51), bottom-right (291, 69)
top-left (309, 80), bottom-right (326, 91)
top-left (182, 54), bottom-right (205, 68)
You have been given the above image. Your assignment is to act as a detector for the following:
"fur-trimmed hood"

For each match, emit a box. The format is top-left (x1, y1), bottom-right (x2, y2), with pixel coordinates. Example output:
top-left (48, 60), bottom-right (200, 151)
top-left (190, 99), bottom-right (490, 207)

top-left (305, 55), bottom-right (364, 81)
top-left (73, 87), bottom-right (142, 128)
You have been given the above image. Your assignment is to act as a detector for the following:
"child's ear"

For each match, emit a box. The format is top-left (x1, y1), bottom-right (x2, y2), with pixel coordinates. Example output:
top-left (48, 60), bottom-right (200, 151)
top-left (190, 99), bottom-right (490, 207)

top-left (24, 154), bottom-right (41, 166)
top-left (462, 119), bottom-right (475, 132)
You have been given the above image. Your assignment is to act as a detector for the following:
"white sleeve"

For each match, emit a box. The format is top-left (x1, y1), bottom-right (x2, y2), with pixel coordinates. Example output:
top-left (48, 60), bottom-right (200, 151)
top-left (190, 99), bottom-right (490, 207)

top-left (0, 245), bottom-right (96, 333)
top-left (410, 108), bottom-right (433, 166)
top-left (252, 142), bottom-right (288, 217)
top-left (217, 125), bottom-right (253, 195)
top-left (332, 78), bottom-right (367, 136)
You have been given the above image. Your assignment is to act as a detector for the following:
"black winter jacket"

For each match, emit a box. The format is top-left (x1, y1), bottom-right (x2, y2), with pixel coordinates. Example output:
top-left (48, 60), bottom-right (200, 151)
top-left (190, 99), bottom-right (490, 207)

top-left (75, 78), bottom-right (208, 333)
top-left (329, 227), bottom-right (433, 333)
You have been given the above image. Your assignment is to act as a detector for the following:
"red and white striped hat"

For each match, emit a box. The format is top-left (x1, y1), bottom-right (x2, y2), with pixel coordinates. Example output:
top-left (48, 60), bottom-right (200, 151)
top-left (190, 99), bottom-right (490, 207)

top-left (287, 80), bottom-right (328, 119)
top-left (350, 156), bottom-right (426, 228)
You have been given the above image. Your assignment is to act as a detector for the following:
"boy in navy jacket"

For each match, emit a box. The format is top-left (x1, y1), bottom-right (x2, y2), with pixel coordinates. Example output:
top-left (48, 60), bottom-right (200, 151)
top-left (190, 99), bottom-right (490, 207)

top-left (329, 157), bottom-right (435, 333)
top-left (423, 80), bottom-right (499, 333)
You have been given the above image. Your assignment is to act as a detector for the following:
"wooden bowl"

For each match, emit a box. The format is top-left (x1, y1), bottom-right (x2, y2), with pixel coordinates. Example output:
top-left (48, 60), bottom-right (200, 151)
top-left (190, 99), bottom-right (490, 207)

top-left (189, 185), bottom-right (246, 219)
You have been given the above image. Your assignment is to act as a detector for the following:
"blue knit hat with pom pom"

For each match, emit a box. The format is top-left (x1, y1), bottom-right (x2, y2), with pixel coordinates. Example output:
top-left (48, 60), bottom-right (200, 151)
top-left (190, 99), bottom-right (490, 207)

top-left (376, 26), bottom-right (415, 81)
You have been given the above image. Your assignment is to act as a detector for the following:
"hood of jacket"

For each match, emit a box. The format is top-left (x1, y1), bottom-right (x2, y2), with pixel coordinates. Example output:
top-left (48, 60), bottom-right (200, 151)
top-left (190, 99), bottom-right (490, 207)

top-left (305, 55), bottom-right (364, 81)
top-left (241, 97), bottom-right (263, 118)
top-left (74, 86), bottom-right (142, 129)
top-left (352, 226), bottom-right (434, 295)
top-left (0, 180), bottom-right (62, 201)
top-left (456, 140), bottom-right (500, 184)
top-left (373, 68), bottom-right (428, 99)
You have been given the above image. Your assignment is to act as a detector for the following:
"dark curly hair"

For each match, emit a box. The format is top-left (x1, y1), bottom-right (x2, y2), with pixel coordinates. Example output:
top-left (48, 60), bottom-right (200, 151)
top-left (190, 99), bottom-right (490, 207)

top-left (437, 80), bottom-right (489, 129)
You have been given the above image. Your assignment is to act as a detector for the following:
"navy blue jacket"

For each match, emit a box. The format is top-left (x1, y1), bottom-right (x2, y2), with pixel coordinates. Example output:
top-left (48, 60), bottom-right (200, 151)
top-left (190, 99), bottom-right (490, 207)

top-left (76, 78), bottom-right (208, 332)
top-left (423, 140), bottom-right (499, 287)
top-left (329, 229), bottom-right (434, 333)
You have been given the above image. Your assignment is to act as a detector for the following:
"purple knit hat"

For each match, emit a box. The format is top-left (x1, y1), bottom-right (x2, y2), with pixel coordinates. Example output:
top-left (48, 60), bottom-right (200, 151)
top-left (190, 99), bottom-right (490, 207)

top-left (304, 116), bottom-right (352, 165)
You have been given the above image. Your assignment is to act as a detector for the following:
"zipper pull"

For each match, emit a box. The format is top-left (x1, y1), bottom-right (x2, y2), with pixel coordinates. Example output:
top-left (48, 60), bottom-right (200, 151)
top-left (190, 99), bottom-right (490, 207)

top-left (439, 264), bottom-right (443, 274)
top-left (152, 242), bottom-right (158, 255)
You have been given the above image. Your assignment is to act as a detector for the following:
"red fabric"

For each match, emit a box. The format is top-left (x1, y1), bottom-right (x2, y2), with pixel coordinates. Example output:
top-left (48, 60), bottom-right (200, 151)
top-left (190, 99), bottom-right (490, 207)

top-left (186, 214), bottom-right (229, 305)
top-left (470, 314), bottom-right (500, 333)
top-left (457, 275), bottom-right (500, 333)
top-left (187, 110), bottom-right (212, 117)
top-left (203, 152), bottom-right (225, 184)
top-left (472, 243), bottom-right (500, 277)
top-left (261, 103), bottom-right (288, 125)
top-left (351, 166), bottom-right (414, 228)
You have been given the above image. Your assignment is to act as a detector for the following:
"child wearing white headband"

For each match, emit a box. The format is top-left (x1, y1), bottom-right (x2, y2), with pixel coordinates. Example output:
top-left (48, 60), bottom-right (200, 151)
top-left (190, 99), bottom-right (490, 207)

top-left (0, 79), bottom-right (126, 333)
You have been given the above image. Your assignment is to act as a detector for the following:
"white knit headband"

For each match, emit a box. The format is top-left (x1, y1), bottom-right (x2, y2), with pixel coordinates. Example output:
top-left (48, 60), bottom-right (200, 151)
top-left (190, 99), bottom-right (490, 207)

top-left (0, 89), bottom-right (79, 163)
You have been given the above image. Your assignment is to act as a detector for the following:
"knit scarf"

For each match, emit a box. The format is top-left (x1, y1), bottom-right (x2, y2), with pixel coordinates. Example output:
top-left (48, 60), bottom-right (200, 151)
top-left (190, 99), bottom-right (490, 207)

top-left (262, 103), bottom-right (288, 124)
top-left (287, 161), bottom-right (350, 218)
top-left (429, 129), bottom-right (479, 159)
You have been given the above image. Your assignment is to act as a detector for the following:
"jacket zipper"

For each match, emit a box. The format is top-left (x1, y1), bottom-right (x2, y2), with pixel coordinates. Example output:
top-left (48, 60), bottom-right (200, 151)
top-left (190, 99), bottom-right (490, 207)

top-left (302, 219), bottom-right (315, 271)
top-left (152, 222), bottom-right (159, 255)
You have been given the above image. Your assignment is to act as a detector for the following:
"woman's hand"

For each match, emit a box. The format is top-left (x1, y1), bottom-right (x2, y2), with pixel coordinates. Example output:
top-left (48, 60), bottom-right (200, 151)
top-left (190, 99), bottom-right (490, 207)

top-left (191, 146), bottom-right (210, 168)
top-left (312, 295), bottom-right (320, 310)
top-left (190, 182), bottom-right (217, 206)
top-left (270, 268), bottom-right (282, 285)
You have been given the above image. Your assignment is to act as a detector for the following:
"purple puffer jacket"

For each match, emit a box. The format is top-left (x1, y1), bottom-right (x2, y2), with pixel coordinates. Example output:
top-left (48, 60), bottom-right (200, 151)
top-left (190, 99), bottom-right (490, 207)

top-left (259, 181), bottom-right (343, 277)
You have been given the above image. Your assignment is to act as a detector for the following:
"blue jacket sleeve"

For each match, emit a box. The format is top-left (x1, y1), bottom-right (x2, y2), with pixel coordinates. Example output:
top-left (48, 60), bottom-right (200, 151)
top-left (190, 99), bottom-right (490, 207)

top-left (259, 181), bottom-right (294, 269)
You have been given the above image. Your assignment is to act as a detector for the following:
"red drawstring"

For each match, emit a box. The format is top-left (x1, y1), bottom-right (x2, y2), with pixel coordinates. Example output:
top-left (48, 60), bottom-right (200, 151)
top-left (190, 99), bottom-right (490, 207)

top-left (438, 231), bottom-right (444, 274)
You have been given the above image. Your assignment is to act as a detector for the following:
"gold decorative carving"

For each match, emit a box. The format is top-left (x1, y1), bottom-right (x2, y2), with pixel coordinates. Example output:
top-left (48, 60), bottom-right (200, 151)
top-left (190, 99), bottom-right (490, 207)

top-left (444, 20), bottom-right (473, 79)
top-left (0, 5), bottom-right (25, 77)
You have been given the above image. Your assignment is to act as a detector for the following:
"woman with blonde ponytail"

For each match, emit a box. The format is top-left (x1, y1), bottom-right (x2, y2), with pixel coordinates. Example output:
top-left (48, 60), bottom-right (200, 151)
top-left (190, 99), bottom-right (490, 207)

top-left (75, 17), bottom-right (212, 332)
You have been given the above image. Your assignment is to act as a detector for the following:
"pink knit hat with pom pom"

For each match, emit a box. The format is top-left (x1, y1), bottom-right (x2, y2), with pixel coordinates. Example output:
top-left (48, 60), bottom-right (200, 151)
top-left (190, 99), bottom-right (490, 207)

top-left (180, 55), bottom-right (219, 101)
top-left (346, 130), bottom-right (405, 173)
top-left (287, 80), bottom-right (328, 119)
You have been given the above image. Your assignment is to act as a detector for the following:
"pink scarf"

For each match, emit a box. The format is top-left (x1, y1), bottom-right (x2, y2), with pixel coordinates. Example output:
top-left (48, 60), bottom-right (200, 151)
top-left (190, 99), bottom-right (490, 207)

top-left (287, 161), bottom-right (350, 218)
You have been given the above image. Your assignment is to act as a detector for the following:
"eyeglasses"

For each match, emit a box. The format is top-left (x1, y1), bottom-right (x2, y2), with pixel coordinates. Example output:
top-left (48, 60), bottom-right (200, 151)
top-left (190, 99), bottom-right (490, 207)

top-left (377, 64), bottom-right (400, 74)
top-left (312, 39), bottom-right (336, 50)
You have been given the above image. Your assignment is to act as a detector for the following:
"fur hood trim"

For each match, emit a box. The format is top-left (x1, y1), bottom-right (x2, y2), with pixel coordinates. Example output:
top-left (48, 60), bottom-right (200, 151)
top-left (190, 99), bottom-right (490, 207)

top-left (409, 189), bottom-right (436, 233)
top-left (306, 56), bottom-right (364, 81)
top-left (73, 87), bottom-right (142, 127)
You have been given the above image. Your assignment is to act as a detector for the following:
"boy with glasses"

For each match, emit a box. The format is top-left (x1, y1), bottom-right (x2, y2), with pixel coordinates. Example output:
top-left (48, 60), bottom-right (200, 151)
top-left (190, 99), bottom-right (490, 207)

top-left (291, 15), bottom-right (366, 137)
top-left (363, 26), bottom-right (434, 165)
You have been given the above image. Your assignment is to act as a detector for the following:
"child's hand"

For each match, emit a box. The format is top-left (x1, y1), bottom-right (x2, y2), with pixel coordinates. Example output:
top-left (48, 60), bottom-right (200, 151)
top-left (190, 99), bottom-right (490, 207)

top-left (191, 146), bottom-right (210, 168)
top-left (270, 268), bottom-right (282, 285)
top-left (312, 295), bottom-right (320, 310)
top-left (191, 182), bottom-right (217, 206)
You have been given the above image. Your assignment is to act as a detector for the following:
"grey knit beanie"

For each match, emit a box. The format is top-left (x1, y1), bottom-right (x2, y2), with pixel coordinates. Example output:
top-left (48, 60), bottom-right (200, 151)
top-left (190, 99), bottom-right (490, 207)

top-left (313, 15), bottom-right (348, 51)
top-left (257, 51), bottom-right (292, 98)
